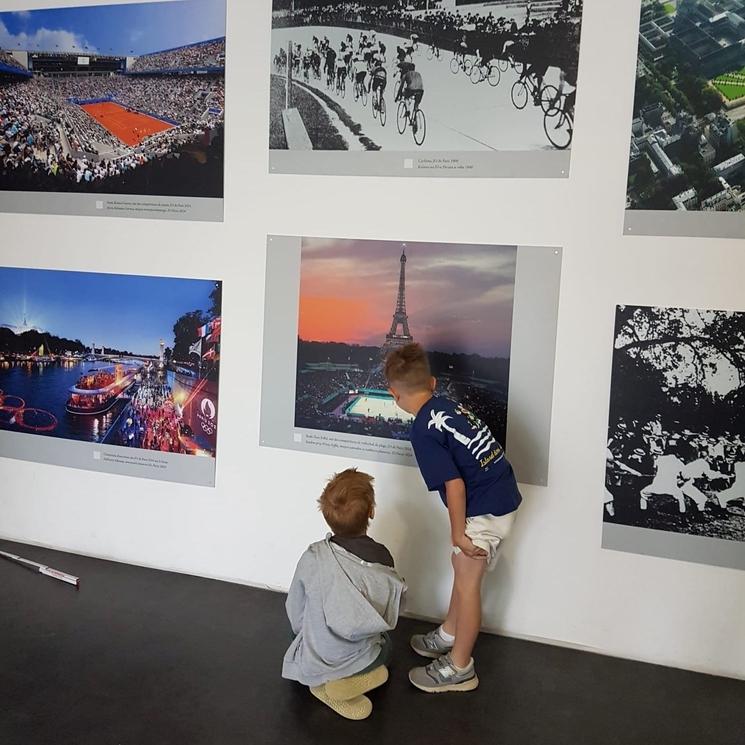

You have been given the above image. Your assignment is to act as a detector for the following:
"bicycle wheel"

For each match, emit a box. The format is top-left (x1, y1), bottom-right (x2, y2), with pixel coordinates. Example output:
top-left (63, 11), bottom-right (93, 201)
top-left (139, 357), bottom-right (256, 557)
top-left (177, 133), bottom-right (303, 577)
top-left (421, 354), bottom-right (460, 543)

top-left (450, 56), bottom-right (460, 74)
top-left (463, 57), bottom-right (473, 75)
top-left (513, 60), bottom-right (524, 76)
top-left (470, 64), bottom-right (482, 84)
top-left (427, 46), bottom-right (434, 61)
top-left (497, 58), bottom-right (508, 73)
top-left (540, 84), bottom-right (559, 114)
top-left (361, 85), bottom-right (368, 107)
top-left (487, 64), bottom-right (500, 87)
top-left (397, 101), bottom-right (408, 134)
top-left (544, 110), bottom-right (573, 150)
top-left (413, 108), bottom-right (426, 146)
top-left (511, 80), bottom-right (528, 109)
top-left (380, 96), bottom-right (387, 127)
top-left (372, 94), bottom-right (378, 119)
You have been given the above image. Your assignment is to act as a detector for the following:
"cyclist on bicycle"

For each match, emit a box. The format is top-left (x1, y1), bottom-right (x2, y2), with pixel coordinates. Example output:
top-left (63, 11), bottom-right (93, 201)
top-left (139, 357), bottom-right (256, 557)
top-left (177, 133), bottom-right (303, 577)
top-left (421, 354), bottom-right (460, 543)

top-left (363, 40), bottom-right (375, 67)
top-left (353, 55), bottom-right (368, 97)
top-left (276, 47), bottom-right (287, 72)
top-left (456, 34), bottom-right (469, 65)
top-left (395, 52), bottom-right (415, 98)
top-left (325, 46), bottom-right (337, 87)
top-left (335, 52), bottom-right (347, 90)
top-left (397, 63), bottom-right (424, 114)
top-left (520, 38), bottom-right (549, 105)
top-left (405, 33), bottom-right (418, 58)
top-left (475, 43), bottom-right (497, 76)
top-left (551, 63), bottom-right (577, 127)
top-left (370, 52), bottom-right (388, 106)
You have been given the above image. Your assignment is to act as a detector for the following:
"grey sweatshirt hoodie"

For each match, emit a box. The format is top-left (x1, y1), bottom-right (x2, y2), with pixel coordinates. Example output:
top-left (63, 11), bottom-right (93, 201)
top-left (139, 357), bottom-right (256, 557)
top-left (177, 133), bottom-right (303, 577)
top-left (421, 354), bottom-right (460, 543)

top-left (282, 536), bottom-right (406, 687)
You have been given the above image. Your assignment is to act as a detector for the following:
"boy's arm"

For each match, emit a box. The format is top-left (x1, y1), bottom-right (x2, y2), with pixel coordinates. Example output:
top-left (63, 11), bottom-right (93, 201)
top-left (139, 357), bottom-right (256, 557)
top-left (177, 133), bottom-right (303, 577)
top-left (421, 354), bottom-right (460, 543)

top-left (444, 478), bottom-right (488, 560)
top-left (285, 553), bottom-right (309, 635)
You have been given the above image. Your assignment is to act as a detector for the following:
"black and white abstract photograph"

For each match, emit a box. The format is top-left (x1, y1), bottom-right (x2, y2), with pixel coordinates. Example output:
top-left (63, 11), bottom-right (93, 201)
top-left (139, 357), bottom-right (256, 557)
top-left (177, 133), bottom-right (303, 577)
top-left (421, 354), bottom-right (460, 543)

top-left (268, 0), bottom-right (583, 177)
top-left (604, 304), bottom-right (745, 569)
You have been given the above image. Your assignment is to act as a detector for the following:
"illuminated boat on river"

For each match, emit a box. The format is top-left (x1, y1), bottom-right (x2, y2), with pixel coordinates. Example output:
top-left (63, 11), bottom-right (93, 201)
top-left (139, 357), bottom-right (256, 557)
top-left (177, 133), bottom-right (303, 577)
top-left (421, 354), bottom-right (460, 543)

top-left (66, 363), bottom-right (140, 415)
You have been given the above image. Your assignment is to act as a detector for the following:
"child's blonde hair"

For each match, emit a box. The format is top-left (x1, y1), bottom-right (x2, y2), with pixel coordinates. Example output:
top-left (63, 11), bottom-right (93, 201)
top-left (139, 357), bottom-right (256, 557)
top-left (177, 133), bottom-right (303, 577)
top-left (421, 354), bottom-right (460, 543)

top-left (384, 343), bottom-right (432, 392)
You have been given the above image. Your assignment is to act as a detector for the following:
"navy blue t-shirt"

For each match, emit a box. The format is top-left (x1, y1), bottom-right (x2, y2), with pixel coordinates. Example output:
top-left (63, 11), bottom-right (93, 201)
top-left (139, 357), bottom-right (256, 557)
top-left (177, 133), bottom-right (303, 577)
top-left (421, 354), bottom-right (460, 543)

top-left (410, 396), bottom-right (522, 517)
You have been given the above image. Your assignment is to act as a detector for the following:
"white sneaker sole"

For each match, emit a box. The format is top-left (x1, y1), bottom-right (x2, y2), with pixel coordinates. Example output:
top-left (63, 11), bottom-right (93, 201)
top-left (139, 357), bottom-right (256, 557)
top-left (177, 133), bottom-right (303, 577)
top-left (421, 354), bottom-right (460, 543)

top-left (409, 673), bottom-right (480, 693)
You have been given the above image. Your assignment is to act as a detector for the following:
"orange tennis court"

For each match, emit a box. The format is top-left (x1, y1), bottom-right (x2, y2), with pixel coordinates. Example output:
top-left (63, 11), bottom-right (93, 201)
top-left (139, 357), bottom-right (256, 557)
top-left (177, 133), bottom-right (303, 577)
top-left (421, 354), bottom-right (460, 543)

top-left (80, 101), bottom-right (175, 147)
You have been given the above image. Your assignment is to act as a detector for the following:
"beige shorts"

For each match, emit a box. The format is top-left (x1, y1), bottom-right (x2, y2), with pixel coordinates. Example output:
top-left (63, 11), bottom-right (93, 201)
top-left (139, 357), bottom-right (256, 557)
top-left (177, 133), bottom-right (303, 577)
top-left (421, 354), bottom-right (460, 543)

top-left (452, 511), bottom-right (517, 571)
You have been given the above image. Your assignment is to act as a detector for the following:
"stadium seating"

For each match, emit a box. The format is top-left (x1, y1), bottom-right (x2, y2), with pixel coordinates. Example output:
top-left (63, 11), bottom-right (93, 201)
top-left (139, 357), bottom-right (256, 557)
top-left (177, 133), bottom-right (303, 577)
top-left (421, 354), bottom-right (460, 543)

top-left (0, 41), bottom-right (224, 187)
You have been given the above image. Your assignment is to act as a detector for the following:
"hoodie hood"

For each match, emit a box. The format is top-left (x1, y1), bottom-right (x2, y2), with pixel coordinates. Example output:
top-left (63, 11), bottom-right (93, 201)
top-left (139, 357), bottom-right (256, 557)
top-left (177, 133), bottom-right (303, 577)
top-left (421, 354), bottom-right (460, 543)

top-left (315, 537), bottom-right (402, 641)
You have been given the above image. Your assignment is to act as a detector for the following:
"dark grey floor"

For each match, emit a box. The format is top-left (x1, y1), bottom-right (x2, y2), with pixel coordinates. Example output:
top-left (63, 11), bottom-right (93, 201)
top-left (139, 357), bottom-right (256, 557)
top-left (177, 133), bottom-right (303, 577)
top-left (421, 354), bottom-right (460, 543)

top-left (1, 538), bottom-right (743, 745)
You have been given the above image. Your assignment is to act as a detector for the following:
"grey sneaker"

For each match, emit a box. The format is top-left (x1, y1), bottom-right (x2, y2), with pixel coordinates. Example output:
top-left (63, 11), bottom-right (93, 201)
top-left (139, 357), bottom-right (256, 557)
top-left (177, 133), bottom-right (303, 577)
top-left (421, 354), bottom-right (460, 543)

top-left (410, 628), bottom-right (453, 659)
top-left (409, 653), bottom-right (479, 693)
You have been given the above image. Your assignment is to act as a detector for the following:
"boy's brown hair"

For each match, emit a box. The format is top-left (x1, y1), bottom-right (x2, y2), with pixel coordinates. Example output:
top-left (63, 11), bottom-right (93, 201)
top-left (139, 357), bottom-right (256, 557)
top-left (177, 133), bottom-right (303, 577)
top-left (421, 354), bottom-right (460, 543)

top-left (318, 468), bottom-right (375, 537)
top-left (384, 343), bottom-right (432, 392)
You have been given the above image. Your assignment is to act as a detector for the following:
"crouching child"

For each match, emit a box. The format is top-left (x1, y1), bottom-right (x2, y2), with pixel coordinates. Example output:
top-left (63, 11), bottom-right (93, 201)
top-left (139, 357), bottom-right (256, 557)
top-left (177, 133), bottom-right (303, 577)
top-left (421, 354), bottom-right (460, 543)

top-left (282, 468), bottom-right (406, 720)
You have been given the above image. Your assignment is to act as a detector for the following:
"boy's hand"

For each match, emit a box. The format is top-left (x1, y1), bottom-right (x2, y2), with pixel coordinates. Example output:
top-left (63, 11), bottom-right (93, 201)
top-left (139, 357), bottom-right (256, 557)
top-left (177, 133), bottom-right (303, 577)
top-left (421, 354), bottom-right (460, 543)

top-left (452, 534), bottom-right (488, 560)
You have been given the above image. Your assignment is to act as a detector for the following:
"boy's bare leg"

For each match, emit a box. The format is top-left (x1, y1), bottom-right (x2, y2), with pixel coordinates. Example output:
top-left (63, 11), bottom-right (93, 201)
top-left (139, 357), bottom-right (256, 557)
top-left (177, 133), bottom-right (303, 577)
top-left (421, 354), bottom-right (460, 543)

top-left (441, 553), bottom-right (459, 636)
top-left (450, 551), bottom-right (487, 668)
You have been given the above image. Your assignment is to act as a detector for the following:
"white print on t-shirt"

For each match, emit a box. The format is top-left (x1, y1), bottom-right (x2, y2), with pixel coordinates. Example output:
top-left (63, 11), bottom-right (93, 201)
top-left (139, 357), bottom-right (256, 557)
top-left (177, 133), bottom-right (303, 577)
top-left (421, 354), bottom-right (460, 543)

top-left (428, 410), bottom-right (497, 461)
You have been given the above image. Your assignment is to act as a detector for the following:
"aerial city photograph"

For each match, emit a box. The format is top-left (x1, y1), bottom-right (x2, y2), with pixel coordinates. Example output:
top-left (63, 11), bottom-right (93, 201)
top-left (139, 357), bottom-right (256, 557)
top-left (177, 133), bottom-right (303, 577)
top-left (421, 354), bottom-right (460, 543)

top-left (627, 0), bottom-right (745, 213)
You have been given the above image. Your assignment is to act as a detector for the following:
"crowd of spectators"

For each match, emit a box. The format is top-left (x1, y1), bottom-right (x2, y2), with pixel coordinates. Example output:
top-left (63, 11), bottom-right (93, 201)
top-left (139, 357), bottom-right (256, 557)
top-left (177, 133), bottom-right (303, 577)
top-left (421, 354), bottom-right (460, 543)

top-left (115, 379), bottom-right (187, 454)
top-left (0, 49), bottom-right (27, 72)
top-left (294, 363), bottom-right (508, 443)
top-left (1, 70), bottom-right (224, 187)
top-left (273, 1), bottom-right (582, 63)
top-left (129, 38), bottom-right (226, 72)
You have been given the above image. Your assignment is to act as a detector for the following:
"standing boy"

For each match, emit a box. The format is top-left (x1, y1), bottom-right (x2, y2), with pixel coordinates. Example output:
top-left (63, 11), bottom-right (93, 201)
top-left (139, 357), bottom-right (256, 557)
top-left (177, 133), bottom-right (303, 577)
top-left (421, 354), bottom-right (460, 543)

top-left (283, 469), bottom-right (406, 719)
top-left (385, 343), bottom-right (521, 693)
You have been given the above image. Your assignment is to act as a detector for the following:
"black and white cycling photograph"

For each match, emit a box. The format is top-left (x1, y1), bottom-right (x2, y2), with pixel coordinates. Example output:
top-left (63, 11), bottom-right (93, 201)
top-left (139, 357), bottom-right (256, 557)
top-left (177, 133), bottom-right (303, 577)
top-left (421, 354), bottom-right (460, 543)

top-left (269, 0), bottom-right (583, 177)
top-left (604, 304), bottom-right (745, 568)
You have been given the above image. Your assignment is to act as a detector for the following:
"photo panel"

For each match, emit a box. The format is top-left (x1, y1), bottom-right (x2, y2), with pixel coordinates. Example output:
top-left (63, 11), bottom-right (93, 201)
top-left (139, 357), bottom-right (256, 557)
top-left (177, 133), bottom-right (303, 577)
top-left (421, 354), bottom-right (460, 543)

top-left (260, 235), bottom-right (562, 487)
top-left (624, 0), bottom-right (745, 239)
top-left (0, 267), bottom-right (222, 486)
top-left (268, 0), bottom-right (583, 178)
top-left (0, 0), bottom-right (226, 221)
top-left (603, 304), bottom-right (745, 570)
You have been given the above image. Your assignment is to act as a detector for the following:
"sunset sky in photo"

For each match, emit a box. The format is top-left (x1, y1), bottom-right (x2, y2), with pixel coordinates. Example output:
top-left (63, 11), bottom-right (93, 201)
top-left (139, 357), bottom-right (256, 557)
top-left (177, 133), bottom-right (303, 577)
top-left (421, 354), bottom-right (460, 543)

top-left (298, 238), bottom-right (517, 359)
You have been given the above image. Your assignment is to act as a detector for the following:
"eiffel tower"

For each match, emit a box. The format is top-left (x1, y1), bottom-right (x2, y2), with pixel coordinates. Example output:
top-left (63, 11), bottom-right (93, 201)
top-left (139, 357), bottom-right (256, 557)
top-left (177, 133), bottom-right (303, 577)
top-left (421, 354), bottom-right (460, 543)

top-left (383, 248), bottom-right (413, 352)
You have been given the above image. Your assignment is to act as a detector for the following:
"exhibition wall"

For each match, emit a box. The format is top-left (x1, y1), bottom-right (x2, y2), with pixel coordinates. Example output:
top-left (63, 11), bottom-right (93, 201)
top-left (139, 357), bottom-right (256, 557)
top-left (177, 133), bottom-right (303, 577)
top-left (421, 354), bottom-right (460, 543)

top-left (1, 0), bottom-right (744, 683)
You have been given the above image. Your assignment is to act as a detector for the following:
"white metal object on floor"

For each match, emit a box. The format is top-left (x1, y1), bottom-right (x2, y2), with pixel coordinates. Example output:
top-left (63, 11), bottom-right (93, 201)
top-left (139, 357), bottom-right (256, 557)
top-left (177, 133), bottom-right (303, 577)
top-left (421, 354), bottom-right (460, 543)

top-left (0, 550), bottom-right (80, 588)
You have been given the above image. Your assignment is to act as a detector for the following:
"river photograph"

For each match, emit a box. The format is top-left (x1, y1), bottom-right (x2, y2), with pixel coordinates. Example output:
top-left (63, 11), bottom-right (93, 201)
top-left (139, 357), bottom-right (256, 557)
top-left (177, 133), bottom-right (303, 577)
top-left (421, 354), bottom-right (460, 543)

top-left (0, 267), bottom-right (222, 458)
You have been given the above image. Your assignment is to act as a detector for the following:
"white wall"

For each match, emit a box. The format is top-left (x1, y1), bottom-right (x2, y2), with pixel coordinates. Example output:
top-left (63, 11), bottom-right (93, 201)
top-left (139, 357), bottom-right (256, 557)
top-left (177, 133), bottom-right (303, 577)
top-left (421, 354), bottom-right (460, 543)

top-left (2, 0), bottom-right (745, 681)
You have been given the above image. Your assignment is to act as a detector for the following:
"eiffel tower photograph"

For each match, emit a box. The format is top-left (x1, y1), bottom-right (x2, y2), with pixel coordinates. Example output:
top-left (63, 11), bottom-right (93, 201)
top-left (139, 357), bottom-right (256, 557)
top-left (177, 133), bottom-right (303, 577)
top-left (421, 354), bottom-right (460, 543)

top-left (293, 237), bottom-right (517, 446)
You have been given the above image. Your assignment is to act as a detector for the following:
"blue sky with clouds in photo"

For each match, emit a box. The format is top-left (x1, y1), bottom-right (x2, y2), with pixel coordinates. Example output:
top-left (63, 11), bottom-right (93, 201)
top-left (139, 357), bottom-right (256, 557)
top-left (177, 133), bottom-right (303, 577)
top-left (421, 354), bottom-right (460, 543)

top-left (0, 267), bottom-right (218, 355)
top-left (0, 0), bottom-right (225, 56)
